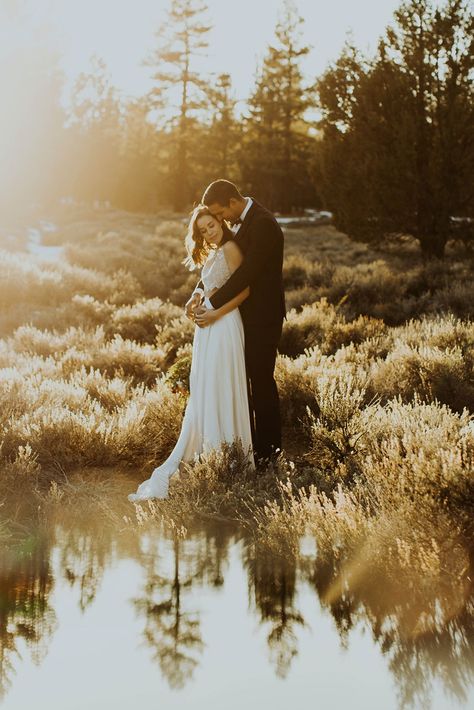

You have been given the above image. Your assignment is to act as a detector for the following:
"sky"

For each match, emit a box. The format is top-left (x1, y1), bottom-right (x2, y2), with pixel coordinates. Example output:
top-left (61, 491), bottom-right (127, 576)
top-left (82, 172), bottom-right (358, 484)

top-left (1, 0), bottom-right (404, 109)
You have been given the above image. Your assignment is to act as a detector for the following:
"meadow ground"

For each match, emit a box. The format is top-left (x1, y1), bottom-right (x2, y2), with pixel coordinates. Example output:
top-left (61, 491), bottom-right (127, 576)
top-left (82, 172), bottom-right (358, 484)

top-left (1, 203), bottom-right (473, 605)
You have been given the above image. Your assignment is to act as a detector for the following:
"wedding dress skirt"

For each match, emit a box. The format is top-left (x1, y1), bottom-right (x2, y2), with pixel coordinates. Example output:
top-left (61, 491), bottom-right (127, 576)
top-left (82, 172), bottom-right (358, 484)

top-left (128, 306), bottom-right (254, 502)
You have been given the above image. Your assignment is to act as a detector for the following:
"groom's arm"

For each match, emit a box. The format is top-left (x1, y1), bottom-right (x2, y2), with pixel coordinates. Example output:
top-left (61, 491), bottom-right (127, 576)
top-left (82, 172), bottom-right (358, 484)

top-left (209, 219), bottom-right (282, 310)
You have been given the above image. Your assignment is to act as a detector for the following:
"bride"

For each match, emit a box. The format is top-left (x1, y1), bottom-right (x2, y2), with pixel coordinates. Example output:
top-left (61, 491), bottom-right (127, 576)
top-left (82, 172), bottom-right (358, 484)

top-left (128, 205), bottom-right (254, 502)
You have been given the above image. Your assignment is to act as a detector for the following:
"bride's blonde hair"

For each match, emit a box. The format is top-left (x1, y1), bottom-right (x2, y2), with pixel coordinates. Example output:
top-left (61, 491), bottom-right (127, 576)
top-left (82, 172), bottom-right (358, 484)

top-left (183, 204), bottom-right (232, 271)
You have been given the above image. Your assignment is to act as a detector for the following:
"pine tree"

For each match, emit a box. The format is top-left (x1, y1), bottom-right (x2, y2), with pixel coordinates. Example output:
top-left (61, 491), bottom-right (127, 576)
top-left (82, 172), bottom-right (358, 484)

top-left (242, 0), bottom-right (316, 211)
top-left (428, 0), bottom-right (474, 251)
top-left (315, 40), bottom-right (373, 237)
top-left (144, 0), bottom-right (211, 210)
top-left (316, 0), bottom-right (474, 258)
top-left (116, 97), bottom-right (166, 211)
top-left (242, 60), bottom-right (283, 210)
top-left (202, 73), bottom-right (240, 178)
top-left (68, 55), bottom-right (122, 204)
top-left (387, 0), bottom-right (440, 254)
top-left (383, 0), bottom-right (474, 255)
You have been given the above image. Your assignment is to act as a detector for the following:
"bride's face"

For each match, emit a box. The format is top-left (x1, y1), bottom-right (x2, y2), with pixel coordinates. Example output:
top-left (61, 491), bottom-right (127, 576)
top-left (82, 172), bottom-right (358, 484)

top-left (197, 214), bottom-right (223, 247)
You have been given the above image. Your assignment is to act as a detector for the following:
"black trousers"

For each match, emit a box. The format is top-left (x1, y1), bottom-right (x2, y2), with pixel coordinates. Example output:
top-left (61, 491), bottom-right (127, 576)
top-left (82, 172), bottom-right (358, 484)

top-left (243, 321), bottom-right (283, 461)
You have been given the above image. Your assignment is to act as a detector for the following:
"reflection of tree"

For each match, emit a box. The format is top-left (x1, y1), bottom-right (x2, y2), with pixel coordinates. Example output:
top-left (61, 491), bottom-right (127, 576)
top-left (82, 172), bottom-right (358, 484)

top-left (378, 597), bottom-right (474, 710)
top-left (131, 523), bottom-right (232, 689)
top-left (58, 522), bottom-right (113, 611)
top-left (0, 479), bottom-right (136, 702)
top-left (243, 542), bottom-right (305, 678)
top-left (133, 536), bottom-right (203, 689)
top-left (0, 532), bottom-right (57, 701)
top-left (302, 554), bottom-right (357, 649)
top-left (305, 548), bottom-right (474, 709)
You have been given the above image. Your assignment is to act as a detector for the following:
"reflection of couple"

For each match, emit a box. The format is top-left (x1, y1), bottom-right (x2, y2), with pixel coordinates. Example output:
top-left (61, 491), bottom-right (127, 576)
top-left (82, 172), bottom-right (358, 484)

top-left (129, 179), bottom-right (285, 501)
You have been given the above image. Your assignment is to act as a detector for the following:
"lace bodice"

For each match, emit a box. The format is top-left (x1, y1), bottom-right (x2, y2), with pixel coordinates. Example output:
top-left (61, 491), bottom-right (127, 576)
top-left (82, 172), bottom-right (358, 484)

top-left (201, 246), bottom-right (231, 294)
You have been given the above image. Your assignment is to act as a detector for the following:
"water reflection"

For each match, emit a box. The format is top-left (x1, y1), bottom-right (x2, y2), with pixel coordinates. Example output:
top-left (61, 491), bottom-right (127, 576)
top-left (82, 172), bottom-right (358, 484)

top-left (59, 524), bottom-right (113, 612)
top-left (244, 543), bottom-right (305, 678)
top-left (130, 531), bottom-right (223, 689)
top-left (0, 532), bottom-right (57, 701)
top-left (305, 549), bottom-right (474, 709)
top-left (0, 502), bottom-right (473, 709)
top-left (135, 522), bottom-right (235, 689)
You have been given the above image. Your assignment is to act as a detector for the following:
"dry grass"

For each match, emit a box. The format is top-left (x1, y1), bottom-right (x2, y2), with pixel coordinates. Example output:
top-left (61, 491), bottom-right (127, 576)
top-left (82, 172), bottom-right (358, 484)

top-left (1, 206), bottom-right (473, 597)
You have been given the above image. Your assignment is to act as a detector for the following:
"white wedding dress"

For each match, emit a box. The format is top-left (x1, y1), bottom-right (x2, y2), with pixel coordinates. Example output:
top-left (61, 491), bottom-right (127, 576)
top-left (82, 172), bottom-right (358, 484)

top-left (128, 245), bottom-right (255, 502)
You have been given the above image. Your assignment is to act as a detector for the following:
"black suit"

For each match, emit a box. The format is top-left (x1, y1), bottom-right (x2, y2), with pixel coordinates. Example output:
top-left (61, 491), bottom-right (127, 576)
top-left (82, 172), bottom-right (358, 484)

top-left (202, 199), bottom-right (286, 461)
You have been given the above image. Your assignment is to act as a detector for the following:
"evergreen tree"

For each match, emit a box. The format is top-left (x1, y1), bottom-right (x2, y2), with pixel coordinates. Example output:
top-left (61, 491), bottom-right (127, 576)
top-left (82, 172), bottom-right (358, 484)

top-left (144, 0), bottom-right (211, 210)
top-left (242, 0), bottom-right (317, 211)
top-left (68, 55), bottom-right (122, 204)
top-left (116, 97), bottom-right (167, 211)
top-left (316, 0), bottom-right (474, 258)
top-left (200, 73), bottom-right (240, 180)
top-left (314, 40), bottom-right (370, 234)
top-left (419, 0), bottom-right (474, 253)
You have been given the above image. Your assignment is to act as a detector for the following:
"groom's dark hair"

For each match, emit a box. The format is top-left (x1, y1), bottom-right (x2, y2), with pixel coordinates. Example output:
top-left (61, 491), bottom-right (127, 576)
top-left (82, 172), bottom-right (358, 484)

top-left (202, 179), bottom-right (244, 206)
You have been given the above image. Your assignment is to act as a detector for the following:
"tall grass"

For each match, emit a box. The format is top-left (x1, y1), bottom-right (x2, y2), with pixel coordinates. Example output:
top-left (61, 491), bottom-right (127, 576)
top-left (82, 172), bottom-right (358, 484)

top-left (1, 208), bottom-right (473, 600)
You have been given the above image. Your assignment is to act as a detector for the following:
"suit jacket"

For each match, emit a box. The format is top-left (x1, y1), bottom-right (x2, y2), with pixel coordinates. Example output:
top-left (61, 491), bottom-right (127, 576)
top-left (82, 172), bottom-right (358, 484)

top-left (206, 200), bottom-right (286, 327)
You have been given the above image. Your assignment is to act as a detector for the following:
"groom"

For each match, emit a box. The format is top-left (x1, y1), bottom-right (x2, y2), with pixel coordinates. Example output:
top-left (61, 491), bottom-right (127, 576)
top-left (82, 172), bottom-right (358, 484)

top-left (188, 179), bottom-right (286, 465)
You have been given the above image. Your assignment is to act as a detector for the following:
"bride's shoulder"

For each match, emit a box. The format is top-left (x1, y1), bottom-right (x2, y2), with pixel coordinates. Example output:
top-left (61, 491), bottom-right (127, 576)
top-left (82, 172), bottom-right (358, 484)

top-left (221, 239), bottom-right (243, 271)
top-left (221, 239), bottom-right (242, 256)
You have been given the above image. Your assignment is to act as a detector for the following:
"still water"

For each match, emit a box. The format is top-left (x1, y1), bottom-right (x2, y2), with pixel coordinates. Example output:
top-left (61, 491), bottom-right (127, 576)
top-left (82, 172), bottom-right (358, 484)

top-left (1, 501), bottom-right (473, 710)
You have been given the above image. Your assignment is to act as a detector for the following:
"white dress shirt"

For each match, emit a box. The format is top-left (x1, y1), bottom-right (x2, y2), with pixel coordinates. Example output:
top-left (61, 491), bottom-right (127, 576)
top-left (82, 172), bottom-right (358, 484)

top-left (231, 196), bottom-right (253, 235)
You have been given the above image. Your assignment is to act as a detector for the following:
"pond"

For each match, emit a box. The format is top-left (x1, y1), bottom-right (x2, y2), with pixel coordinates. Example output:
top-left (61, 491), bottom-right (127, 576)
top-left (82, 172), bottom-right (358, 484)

top-left (26, 222), bottom-right (63, 262)
top-left (1, 485), bottom-right (473, 710)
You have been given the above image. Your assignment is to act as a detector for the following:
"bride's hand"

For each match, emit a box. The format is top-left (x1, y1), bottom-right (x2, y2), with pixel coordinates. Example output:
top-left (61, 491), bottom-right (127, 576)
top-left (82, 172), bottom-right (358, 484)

top-left (194, 306), bottom-right (218, 328)
top-left (185, 293), bottom-right (202, 321)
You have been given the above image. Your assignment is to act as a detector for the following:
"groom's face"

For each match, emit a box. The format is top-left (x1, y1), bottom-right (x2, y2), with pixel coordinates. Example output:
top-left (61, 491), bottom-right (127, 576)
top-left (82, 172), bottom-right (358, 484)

top-left (207, 199), bottom-right (240, 223)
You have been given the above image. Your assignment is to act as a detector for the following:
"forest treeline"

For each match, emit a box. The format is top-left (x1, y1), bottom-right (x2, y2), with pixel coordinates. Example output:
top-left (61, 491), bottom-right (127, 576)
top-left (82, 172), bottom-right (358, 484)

top-left (2, 0), bottom-right (473, 256)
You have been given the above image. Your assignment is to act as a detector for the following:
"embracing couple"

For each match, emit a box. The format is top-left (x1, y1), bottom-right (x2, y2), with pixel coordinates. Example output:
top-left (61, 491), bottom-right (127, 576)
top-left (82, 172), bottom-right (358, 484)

top-left (128, 179), bottom-right (286, 502)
